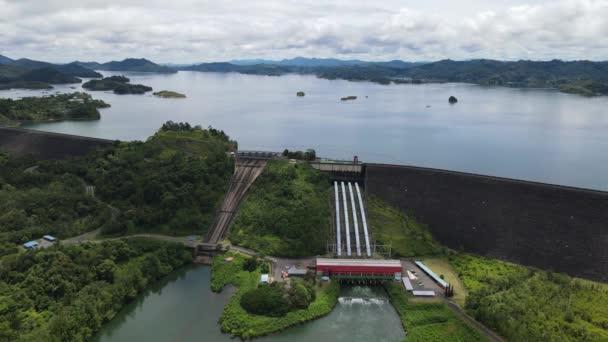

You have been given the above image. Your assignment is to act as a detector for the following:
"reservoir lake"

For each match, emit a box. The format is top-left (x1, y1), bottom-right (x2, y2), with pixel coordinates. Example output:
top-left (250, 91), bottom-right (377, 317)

top-left (1, 71), bottom-right (607, 191)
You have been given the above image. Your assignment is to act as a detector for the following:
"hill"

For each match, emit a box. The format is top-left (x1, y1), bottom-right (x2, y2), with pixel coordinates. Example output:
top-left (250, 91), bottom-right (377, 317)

top-left (97, 58), bottom-right (176, 73)
top-left (0, 58), bottom-right (101, 90)
top-left (0, 55), bottom-right (13, 64)
top-left (229, 57), bottom-right (422, 68)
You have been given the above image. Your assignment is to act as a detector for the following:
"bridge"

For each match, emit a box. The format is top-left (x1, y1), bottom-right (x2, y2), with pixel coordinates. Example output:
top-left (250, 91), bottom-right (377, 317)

top-left (236, 150), bottom-right (282, 160)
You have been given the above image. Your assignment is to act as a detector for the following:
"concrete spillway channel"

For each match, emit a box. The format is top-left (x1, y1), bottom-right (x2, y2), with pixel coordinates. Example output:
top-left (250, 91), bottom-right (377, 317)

top-left (348, 183), bottom-right (362, 256)
top-left (334, 181), bottom-right (371, 258)
top-left (341, 182), bottom-right (352, 256)
top-left (205, 159), bottom-right (266, 244)
top-left (334, 181), bottom-right (342, 257)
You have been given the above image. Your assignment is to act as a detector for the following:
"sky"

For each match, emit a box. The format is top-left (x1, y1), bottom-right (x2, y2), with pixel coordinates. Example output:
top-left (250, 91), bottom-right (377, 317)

top-left (1, 0), bottom-right (607, 63)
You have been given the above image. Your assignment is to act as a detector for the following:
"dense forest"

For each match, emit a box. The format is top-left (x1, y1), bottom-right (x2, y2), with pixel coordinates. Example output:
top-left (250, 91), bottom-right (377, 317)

top-left (0, 92), bottom-right (109, 125)
top-left (52, 123), bottom-right (236, 236)
top-left (449, 253), bottom-right (608, 341)
top-left (0, 239), bottom-right (192, 341)
top-left (229, 161), bottom-right (331, 257)
top-left (82, 75), bottom-right (153, 94)
top-left (0, 123), bottom-right (235, 249)
top-left (0, 153), bottom-right (110, 256)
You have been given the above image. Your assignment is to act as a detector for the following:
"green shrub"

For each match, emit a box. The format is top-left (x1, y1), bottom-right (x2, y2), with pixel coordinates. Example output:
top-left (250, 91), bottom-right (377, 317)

top-left (241, 284), bottom-right (289, 316)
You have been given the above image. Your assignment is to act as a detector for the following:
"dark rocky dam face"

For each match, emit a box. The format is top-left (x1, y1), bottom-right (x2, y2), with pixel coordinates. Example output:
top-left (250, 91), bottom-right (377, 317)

top-left (0, 127), bottom-right (113, 159)
top-left (365, 163), bottom-right (608, 282)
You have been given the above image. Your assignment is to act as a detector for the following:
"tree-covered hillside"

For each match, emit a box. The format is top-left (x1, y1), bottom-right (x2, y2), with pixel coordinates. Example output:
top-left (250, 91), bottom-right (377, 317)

top-left (449, 253), bottom-right (608, 341)
top-left (0, 58), bottom-right (101, 90)
top-left (230, 161), bottom-right (331, 257)
top-left (0, 239), bottom-right (192, 342)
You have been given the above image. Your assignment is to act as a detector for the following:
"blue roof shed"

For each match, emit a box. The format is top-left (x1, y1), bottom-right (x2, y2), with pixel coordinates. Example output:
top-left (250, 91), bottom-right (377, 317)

top-left (23, 241), bottom-right (39, 249)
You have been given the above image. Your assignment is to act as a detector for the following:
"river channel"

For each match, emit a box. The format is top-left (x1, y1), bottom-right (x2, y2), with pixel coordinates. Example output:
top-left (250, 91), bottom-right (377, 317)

top-left (92, 265), bottom-right (405, 342)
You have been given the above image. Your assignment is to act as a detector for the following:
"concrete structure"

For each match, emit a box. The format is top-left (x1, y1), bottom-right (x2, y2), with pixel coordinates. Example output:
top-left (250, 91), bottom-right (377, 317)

top-left (412, 290), bottom-right (436, 297)
top-left (316, 258), bottom-right (402, 279)
top-left (260, 274), bottom-right (269, 283)
top-left (415, 260), bottom-right (449, 289)
top-left (43, 235), bottom-right (56, 242)
top-left (287, 268), bottom-right (308, 277)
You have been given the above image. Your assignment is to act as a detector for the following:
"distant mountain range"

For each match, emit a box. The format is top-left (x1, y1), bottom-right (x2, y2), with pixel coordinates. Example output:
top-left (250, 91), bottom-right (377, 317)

top-left (74, 58), bottom-right (176, 73)
top-left (228, 57), bottom-right (423, 68)
top-left (0, 56), bottom-right (175, 90)
top-left (1, 54), bottom-right (607, 96)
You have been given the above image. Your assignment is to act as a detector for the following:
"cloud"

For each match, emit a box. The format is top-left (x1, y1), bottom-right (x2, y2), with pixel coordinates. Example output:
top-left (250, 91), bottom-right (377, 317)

top-left (0, 0), bottom-right (606, 62)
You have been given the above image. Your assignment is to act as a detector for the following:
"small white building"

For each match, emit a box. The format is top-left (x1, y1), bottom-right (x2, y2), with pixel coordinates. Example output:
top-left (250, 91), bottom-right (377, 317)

top-left (260, 274), bottom-right (269, 284)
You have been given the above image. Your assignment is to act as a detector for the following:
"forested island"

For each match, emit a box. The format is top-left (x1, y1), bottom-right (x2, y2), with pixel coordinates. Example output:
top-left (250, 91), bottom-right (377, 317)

top-left (153, 90), bottom-right (186, 98)
top-left (0, 92), bottom-right (109, 126)
top-left (83, 75), bottom-right (153, 94)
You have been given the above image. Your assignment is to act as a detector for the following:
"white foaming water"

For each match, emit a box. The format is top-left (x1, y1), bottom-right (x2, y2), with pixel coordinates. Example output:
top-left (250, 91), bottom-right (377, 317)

top-left (338, 297), bottom-right (388, 306)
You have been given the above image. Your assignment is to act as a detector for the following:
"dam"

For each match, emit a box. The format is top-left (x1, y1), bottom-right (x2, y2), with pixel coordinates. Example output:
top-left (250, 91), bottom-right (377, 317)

top-left (2, 128), bottom-right (606, 282)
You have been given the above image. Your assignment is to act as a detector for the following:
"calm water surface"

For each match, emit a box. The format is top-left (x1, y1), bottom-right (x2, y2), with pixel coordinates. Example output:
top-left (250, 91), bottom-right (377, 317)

top-left (92, 265), bottom-right (405, 342)
top-left (2, 71), bottom-right (608, 190)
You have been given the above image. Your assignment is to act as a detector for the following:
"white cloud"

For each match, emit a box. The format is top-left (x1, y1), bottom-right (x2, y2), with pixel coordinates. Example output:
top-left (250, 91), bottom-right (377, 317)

top-left (0, 0), bottom-right (606, 63)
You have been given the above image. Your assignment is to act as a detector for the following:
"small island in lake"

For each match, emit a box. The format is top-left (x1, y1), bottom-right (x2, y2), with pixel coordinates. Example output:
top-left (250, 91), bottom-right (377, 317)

top-left (0, 92), bottom-right (110, 126)
top-left (82, 75), bottom-right (153, 94)
top-left (153, 90), bottom-right (186, 98)
top-left (449, 96), bottom-right (458, 104)
top-left (297, 91), bottom-right (305, 97)
top-left (341, 95), bottom-right (357, 101)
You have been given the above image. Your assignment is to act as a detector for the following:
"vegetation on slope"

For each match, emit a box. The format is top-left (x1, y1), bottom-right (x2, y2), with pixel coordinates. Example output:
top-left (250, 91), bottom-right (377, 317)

top-left (0, 123), bottom-right (235, 248)
top-left (212, 252), bottom-right (339, 339)
top-left (385, 283), bottom-right (487, 342)
top-left (0, 92), bottom-right (110, 125)
top-left (558, 80), bottom-right (608, 96)
top-left (0, 153), bottom-right (110, 256)
top-left (367, 196), bottom-right (442, 257)
top-left (58, 122), bottom-right (235, 236)
top-left (449, 253), bottom-right (608, 341)
top-left (96, 58), bottom-right (176, 73)
top-left (230, 160), bottom-right (331, 257)
top-left (82, 75), bottom-right (153, 94)
top-left (0, 239), bottom-right (192, 342)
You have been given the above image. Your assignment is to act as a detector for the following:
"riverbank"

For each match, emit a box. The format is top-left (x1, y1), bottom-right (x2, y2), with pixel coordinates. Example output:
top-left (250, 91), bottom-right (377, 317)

top-left (211, 252), bottom-right (340, 339)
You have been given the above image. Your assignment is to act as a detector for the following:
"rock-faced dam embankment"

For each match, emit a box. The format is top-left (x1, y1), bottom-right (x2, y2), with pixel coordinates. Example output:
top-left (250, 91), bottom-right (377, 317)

top-left (365, 163), bottom-right (608, 282)
top-left (0, 127), bottom-right (114, 159)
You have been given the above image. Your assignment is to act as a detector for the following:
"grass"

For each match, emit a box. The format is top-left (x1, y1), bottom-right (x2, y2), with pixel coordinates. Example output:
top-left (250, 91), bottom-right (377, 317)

top-left (422, 258), bottom-right (467, 307)
top-left (211, 252), bottom-right (340, 339)
top-left (367, 196), bottom-right (442, 257)
top-left (385, 282), bottom-right (487, 342)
